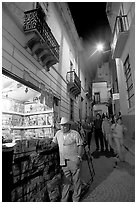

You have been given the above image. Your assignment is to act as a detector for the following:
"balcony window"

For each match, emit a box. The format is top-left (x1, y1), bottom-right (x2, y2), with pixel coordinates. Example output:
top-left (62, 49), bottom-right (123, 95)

top-left (114, 15), bottom-right (129, 35)
top-left (112, 15), bottom-right (129, 58)
top-left (94, 92), bottom-right (100, 103)
top-left (66, 71), bottom-right (81, 97)
top-left (124, 55), bottom-right (134, 108)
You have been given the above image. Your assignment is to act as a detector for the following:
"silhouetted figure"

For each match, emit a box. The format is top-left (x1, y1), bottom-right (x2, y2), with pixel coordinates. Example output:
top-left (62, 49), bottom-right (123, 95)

top-left (118, 112), bottom-right (122, 119)
top-left (93, 113), bottom-right (104, 152)
top-left (87, 121), bottom-right (94, 150)
top-left (102, 113), bottom-right (105, 119)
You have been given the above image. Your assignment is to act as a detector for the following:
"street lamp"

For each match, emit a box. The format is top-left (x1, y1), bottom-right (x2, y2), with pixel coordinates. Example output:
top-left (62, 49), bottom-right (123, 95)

top-left (88, 43), bottom-right (104, 59)
top-left (88, 43), bottom-right (111, 59)
top-left (96, 43), bottom-right (104, 52)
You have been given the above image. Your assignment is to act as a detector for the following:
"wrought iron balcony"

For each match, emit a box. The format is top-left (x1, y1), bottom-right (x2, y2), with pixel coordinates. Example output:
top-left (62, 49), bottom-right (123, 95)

top-left (111, 15), bottom-right (129, 59)
top-left (24, 8), bottom-right (59, 71)
top-left (66, 71), bottom-right (81, 97)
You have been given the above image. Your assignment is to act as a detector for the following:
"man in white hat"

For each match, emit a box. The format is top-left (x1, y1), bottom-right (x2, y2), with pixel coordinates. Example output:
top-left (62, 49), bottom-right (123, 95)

top-left (52, 116), bottom-right (83, 202)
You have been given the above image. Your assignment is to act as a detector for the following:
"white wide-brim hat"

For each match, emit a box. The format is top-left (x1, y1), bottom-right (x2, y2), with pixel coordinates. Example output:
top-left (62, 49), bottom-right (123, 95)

top-left (60, 117), bottom-right (70, 125)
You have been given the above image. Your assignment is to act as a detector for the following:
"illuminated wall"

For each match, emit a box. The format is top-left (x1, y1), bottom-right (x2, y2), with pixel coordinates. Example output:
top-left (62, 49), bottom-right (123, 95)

top-left (106, 2), bottom-right (135, 139)
top-left (2, 2), bottom-right (88, 122)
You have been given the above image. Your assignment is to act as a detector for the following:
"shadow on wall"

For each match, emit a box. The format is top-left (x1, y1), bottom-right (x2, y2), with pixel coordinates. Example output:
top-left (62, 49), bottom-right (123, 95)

top-left (122, 115), bottom-right (135, 140)
top-left (132, 131), bottom-right (135, 140)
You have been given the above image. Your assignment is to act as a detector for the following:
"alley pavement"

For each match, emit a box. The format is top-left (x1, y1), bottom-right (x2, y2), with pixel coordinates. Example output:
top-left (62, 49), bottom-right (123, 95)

top-left (80, 136), bottom-right (135, 202)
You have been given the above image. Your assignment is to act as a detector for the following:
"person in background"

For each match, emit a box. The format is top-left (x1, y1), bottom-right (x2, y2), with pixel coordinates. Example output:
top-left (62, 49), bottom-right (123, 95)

top-left (93, 113), bottom-right (104, 152)
top-left (52, 117), bottom-right (83, 202)
top-left (118, 111), bottom-right (122, 119)
top-left (111, 117), bottom-right (127, 168)
top-left (102, 113), bottom-right (105, 119)
top-left (87, 121), bottom-right (94, 150)
top-left (113, 114), bottom-right (117, 124)
top-left (102, 115), bottom-right (113, 152)
top-left (109, 115), bottom-right (113, 125)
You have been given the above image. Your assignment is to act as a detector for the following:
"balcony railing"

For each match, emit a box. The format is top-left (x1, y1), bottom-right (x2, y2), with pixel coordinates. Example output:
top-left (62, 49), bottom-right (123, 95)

top-left (66, 71), bottom-right (81, 97)
top-left (24, 8), bottom-right (59, 71)
top-left (112, 15), bottom-right (129, 58)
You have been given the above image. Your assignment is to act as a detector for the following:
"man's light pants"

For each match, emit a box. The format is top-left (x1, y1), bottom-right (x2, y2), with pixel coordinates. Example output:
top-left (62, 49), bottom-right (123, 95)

top-left (61, 160), bottom-right (81, 202)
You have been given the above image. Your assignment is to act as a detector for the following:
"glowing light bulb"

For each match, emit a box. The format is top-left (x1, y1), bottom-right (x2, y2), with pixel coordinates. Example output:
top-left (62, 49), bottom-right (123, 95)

top-left (96, 43), bottom-right (104, 52)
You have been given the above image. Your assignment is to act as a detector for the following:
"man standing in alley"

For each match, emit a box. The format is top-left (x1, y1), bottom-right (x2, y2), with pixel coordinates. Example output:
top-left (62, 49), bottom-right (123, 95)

top-left (102, 115), bottom-right (112, 152)
top-left (52, 116), bottom-right (83, 202)
top-left (111, 117), bottom-right (127, 168)
top-left (93, 113), bottom-right (104, 152)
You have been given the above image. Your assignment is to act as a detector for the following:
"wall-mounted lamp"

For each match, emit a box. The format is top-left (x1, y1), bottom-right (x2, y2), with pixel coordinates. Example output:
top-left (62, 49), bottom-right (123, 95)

top-left (88, 43), bottom-right (111, 59)
top-left (96, 43), bottom-right (104, 52)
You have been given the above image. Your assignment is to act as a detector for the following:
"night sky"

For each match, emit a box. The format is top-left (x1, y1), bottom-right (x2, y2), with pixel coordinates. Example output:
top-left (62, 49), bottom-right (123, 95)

top-left (68, 2), bottom-right (112, 79)
top-left (68, 2), bottom-right (112, 48)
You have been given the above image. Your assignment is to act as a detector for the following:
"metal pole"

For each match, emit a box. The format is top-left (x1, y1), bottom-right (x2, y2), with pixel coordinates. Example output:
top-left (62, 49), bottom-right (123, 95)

top-left (79, 126), bottom-right (95, 180)
top-left (88, 49), bottom-right (98, 59)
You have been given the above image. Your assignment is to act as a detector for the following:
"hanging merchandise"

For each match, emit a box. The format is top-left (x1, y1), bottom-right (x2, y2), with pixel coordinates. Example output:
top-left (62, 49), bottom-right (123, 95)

top-left (43, 90), bottom-right (53, 108)
top-left (2, 75), bottom-right (61, 203)
top-left (44, 90), bottom-right (49, 107)
top-left (40, 90), bottom-right (45, 104)
top-left (2, 74), bottom-right (55, 143)
top-left (48, 91), bottom-right (53, 108)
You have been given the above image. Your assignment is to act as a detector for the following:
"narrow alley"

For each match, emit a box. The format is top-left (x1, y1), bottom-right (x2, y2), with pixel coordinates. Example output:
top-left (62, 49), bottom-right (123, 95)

top-left (80, 137), bottom-right (135, 202)
top-left (2, 2), bottom-right (135, 202)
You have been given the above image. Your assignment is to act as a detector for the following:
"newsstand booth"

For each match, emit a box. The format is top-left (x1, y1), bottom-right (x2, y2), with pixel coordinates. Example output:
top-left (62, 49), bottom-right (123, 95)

top-left (2, 70), bottom-right (61, 202)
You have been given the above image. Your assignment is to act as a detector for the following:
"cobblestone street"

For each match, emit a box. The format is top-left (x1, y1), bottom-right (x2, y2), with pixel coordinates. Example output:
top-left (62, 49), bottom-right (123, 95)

top-left (80, 138), bottom-right (135, 202)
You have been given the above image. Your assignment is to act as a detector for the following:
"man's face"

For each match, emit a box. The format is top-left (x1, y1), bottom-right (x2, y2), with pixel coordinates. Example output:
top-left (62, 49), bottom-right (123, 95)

top-left (61, 123), bottom-right (70, 133)
top-left (117, 118), bottom-right (122, 125)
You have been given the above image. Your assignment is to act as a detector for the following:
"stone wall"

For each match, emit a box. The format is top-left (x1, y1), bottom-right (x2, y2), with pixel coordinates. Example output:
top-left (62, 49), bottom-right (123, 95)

top-left (2, 138), bottom-right (62, 202)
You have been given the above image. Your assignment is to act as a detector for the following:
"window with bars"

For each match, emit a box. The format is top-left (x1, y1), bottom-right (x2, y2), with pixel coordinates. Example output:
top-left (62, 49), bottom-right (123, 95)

top-left (94, 92), bottom-right (100, 103)
top-left (124, 55), bottom-right (134, 108)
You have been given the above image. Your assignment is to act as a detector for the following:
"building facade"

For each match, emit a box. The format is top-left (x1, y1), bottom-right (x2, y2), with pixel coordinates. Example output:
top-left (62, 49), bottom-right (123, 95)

top-left (90, 51), bottom-right (114, 117)
top-left (92, 81), bottom-right (109, 117)
top-left (2, 2), bottom-right (93, 201)
top-left (106, 2), bottom-right (135, 139)
top-left (2, 2), bottom-right (91, 123)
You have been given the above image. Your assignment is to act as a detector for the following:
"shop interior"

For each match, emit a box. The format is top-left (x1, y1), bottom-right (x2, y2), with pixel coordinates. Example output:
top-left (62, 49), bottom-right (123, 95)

top-left (2, 74), bottom-right (62, 202)
top-left (2, 74), bottom-right (54, 144)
